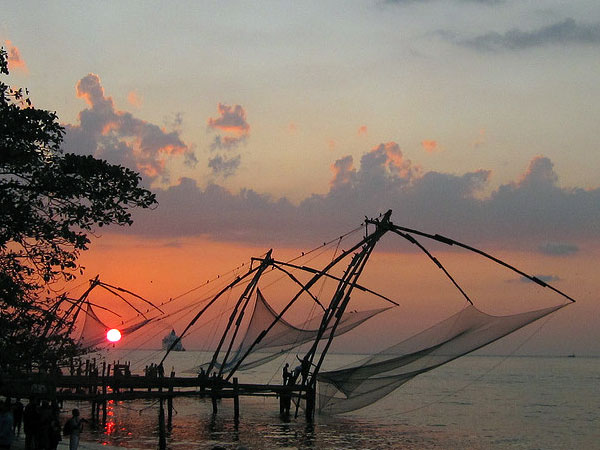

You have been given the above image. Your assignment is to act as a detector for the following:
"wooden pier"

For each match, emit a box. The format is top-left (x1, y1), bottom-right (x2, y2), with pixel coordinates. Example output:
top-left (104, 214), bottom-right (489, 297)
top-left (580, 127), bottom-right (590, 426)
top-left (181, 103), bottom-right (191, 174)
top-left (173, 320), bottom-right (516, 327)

top-left (0, 359), bottom-right (314, 425)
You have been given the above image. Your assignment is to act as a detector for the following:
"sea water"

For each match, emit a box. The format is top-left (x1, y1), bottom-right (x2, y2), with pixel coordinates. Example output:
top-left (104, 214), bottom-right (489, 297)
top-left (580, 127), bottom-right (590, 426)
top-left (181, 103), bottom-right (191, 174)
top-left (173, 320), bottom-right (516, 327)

top-left (65, 351), bottom-right (599, 449)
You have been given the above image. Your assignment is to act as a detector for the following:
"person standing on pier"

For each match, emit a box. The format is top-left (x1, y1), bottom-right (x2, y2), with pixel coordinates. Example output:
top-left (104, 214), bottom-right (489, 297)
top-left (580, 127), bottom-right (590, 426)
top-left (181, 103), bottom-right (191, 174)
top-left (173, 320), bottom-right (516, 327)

top-left (282, 363), bottom-right (290, 385)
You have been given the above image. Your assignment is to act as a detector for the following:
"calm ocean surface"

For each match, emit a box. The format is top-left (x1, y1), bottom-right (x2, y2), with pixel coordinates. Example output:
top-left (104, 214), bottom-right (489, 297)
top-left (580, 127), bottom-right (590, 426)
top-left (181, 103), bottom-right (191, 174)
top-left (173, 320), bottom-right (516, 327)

top-left (65, 351), bottom-right (599, 449)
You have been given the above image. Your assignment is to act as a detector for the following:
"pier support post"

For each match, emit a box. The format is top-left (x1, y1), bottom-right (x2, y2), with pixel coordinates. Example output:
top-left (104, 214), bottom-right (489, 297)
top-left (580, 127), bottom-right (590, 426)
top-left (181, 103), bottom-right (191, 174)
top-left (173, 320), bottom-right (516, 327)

top-left (158, 397), bottom-right (166, 450)
top-left (167, 370), bottom-right (174, 429)
top-left (211, 392), bottom-right (218, 415)
top-left (305, 384), bottom-right (315, 423)
top-left (102, 363), bottom-right (108, 425)
top-left (211, 379), bottom-right (218, 415)
top-left (280, 387), bottom-right (291, 417)
top-left (233, 377), bottom-right (240, 422)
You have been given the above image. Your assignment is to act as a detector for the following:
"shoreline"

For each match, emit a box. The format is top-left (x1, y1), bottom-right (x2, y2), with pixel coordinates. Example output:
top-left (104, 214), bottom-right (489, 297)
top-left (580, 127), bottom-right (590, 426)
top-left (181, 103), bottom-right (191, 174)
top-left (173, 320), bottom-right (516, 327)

top-left (9, 434), bottom-right (130, 450)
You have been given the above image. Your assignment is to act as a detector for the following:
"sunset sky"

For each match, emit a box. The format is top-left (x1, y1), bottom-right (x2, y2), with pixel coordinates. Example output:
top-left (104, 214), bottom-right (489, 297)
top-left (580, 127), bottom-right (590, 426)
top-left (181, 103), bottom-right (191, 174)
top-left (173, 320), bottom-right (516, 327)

top-left (3, 0), bottom-right (599, 355)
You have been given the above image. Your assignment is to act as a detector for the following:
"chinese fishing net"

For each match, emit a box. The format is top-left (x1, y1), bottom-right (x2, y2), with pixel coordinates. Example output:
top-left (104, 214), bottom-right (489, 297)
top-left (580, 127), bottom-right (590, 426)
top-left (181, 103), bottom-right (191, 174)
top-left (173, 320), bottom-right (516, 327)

top-left (317, 302), bottom-right (566, 414)
top-left (197, 289), bottom-right (390, 373)
top-left (79, 303), bottom-right (153, 348)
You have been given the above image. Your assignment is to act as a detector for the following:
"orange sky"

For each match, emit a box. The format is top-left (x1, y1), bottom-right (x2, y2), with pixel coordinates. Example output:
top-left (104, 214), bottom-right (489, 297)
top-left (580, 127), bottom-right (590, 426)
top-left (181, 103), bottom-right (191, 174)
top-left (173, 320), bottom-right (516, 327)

top-left (74, 233), bottom-right (595, 356)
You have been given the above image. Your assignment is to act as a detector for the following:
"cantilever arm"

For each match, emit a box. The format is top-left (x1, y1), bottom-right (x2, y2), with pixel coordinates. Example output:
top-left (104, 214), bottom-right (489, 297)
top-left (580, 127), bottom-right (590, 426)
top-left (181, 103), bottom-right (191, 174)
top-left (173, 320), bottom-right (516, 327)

top-left (391, 229), bottom-right (473, 305)
top-left (98, 281), bottom-right (165, 314)
top-left (270, 263), bottom-right (326, 311)
top-left (269, 259), bottom-right (399, 307)
top-left (61, 297), bottom-right (123, 317)
top-left (97, 284), bottom-right (149, 319)
top-left (391, 224), bottom-right (576, 303)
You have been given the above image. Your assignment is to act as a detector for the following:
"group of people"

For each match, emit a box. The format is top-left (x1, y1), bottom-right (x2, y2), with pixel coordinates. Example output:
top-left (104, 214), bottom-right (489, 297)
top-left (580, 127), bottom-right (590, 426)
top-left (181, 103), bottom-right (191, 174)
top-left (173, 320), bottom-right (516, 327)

top-left (196, 368), bottom-right (226, 383)
top-left (282, 356), bottom-right (311, 387)
top-left (0, 398), bottom-right (85, 450)
top-left (280, 357), bottom-right (311, 417)
top-left (143, 363), bottom-right (165, 378)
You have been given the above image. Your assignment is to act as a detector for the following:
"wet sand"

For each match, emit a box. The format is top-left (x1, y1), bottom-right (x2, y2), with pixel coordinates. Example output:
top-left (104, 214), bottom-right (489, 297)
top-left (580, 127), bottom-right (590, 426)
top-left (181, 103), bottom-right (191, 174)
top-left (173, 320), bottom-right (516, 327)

top-left (10, 434), bottom-right (129, 450)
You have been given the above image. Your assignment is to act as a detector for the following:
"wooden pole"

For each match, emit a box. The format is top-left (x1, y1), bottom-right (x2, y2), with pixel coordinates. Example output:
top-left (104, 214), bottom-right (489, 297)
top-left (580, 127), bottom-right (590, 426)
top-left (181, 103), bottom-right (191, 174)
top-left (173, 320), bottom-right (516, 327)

top-left (233, 377), bottom-right (240, 422)
top-left (167, 370), bottom-right (174, 429)
top-left (211, 378), bottom-right (218, 415)
top-left (305, 384), bottom-right (315, 422)
top-left (158, 397), bottom-right (166, 450)
top-left (102, 363), bottom-right (109, 424)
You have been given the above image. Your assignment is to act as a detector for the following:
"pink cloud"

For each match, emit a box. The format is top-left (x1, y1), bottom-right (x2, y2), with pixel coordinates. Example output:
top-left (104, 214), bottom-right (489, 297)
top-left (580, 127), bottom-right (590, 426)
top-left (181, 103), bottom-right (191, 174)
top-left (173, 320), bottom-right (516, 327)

top-left (421, 140), bottom-right (438, 153)
top-left (75, 73), bottom-right (109, 107)
top-left (330, 155), bottom-right (356, 189)
top-left (127, 90), bottom-right (143, 108)
top-left (365, 142), bottom-right (420, 181)
top-left (207, 103), bottom-right (250, 136)
top-left (63, 73), bottom-right (196, 181)
top-left (473, 129), bottom-right (486, 148)
top-left (4, 40), bottom-right (27, 73)
top-left (358, 125), bottom-right (368, 136)
top-left (206, 103), bottom-right (250, 176)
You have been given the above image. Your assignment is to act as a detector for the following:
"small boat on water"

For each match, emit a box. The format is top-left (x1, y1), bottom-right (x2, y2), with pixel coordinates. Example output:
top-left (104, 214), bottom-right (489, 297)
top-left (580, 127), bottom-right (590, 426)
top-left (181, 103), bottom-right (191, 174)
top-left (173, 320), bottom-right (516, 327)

top-left (162, 329), bottom-right (185, 351)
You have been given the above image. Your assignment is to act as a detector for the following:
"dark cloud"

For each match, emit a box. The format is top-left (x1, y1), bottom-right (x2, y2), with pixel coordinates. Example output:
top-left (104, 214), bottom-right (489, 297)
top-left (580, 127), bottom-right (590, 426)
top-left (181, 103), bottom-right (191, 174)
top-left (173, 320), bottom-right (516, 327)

top-left (460, 19), bottom-right (600, 51)
top-left (538, 242), bottom-right (579, 256)
top-left (62, 73), bottom-right (196, 182)
top-left (210, 134), bottom-right (248, 151)
top-left (127, 144), bottom-right (599, 250)
top-left (162, 241), bottom-right (183, 248)
top-left (520, 274), bottom-right (560, 284)
top-left (208, 154), bottom-right (241, 178)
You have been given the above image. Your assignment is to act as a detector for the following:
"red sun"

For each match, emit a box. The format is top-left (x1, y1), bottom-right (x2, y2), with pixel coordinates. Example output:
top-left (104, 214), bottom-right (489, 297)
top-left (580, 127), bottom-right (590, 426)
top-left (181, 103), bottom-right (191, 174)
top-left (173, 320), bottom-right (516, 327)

top-left (106, 328), bottom-right (122, 343)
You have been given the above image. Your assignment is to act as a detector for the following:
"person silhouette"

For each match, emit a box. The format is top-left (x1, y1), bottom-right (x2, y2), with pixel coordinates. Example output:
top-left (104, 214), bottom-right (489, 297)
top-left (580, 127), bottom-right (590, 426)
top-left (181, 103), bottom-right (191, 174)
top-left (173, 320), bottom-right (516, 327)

top-left (11, 399), bottom-right (23, 437)
top-left (0, 400), bottom-right (14, 450)
top-left (282, 363), bottom-right (290, 385)
top-left (64, 409), bottom-right (87, 450)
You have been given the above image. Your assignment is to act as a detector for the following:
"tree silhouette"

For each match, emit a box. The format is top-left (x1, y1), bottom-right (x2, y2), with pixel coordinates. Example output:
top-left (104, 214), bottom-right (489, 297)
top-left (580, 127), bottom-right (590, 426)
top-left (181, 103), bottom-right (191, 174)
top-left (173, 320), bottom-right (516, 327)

top-left (0, 47), bottom-right (157, 370)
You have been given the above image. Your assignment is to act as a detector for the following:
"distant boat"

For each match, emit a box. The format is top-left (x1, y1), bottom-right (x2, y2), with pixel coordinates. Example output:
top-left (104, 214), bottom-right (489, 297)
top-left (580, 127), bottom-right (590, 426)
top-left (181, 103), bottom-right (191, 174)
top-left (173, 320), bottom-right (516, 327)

top-left (162, 329), bottom-right (185, 351)
top-left (567, 354), bottom-right (576, 358)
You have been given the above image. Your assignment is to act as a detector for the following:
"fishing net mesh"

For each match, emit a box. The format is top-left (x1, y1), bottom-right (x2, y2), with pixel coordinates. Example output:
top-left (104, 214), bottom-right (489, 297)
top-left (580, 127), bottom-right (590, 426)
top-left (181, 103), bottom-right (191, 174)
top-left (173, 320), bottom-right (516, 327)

top-left (201, 290), bottom-right (390, 372)
top-left (79, 303), bottom-right (109, 347)
top-left (317, 303), bottom-right (566, 414)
